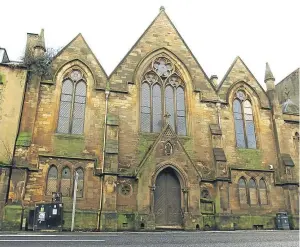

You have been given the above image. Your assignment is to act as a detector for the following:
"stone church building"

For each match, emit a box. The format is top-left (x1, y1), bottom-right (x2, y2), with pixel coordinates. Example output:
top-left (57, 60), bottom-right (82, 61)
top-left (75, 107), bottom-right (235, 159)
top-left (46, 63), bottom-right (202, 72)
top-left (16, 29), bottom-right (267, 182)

top-left (0, 8), bottom-right (299, 231)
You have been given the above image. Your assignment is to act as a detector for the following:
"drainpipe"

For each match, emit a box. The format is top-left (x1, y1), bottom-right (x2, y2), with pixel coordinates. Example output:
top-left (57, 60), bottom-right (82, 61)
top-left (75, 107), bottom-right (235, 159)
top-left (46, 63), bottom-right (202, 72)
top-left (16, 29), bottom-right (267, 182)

top-left (216, 102), bottom-right (221, 129)
top-left (97, 88), bottom-right (110, 231)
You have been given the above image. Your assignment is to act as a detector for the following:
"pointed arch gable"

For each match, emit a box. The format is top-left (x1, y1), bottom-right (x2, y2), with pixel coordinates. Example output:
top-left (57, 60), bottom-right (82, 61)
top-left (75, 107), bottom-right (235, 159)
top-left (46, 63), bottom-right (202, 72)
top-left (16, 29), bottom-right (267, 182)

top-left (51, 33), bottom-right (107, 89)
top-left (218, 57), bottom-right (270, 109)
top-left (107, 10), bottom-right (217, 95)
top-left (54, 59), bottom-right (95, 88)
top-left (227, 81), bottom-right (269, 110)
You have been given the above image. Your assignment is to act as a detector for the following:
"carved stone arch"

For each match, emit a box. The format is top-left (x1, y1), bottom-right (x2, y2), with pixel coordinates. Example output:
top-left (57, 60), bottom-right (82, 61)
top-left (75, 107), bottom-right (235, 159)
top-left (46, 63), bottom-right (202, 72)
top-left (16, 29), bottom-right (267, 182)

top-left (233, 172), bottom-right (248, 184)
top-left (134, 47), bottom-right (193, 94)
top-left (55, 59), bottom-right (96, 89)
top-left (227, 81), bottom-right (270, 110)
top-left (165, 72), bottom-right (185, 88)
top-left (151, 162), bottom-right (189, 189)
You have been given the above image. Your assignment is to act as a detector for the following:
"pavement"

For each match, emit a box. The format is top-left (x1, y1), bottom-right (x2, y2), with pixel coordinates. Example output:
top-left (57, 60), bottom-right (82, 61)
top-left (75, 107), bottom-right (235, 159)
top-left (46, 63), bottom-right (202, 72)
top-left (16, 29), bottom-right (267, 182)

top-left (0, 230), bottom-right (299, 247)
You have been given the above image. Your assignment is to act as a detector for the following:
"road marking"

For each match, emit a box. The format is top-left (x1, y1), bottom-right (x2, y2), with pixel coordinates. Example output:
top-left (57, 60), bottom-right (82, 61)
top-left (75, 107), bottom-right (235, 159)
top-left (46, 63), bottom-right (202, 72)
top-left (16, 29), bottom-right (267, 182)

top-left (0, 234), bottom-right (118, 237)
top-left (0, 240), bottom-right (105, 242)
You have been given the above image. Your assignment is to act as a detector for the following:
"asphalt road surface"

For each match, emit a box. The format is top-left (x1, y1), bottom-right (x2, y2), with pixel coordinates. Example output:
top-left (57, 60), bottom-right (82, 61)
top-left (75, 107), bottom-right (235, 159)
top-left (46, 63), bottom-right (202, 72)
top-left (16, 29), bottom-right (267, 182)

top-left (0, 230), bottom-right (298, 247)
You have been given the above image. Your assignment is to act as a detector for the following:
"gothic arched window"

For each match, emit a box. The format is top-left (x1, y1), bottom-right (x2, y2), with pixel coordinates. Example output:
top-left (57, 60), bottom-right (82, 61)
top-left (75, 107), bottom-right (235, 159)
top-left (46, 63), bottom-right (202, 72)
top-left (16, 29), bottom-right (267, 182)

top-left (61, 167), bottom-right (71, 197)
top-left (238, 177), bottom-right (247, 206)
top-left (46, 166), bottom-right (58, 195)
top-left (249, 178), bottom-right (258, 205)
top-left (233, 91), bottom-right (257, 149)
top-left (140, 57), bottom-right (187, 135)
top-left (57, 70), bottom-right (87, 135)
top-left (259, 179), bottom-right (268, 205)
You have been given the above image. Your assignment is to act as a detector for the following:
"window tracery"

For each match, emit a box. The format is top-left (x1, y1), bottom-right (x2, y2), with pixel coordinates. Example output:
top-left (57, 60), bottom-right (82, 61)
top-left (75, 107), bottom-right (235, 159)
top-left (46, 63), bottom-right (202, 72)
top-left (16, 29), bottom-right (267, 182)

top-left (249, 178), bottom-right (258, 205)
top-left (233, 90), bottom-right (257, 149)
top-left (140, 56), bottom-right (186, 135)
top-left (238, 177), bottom-right (247, 206)
top-left (259, 179), bottom-right (268, 205)
top-left (57, 69), bottom-right (87, 135)
top-left (45, 165), bottom-right (85, 198)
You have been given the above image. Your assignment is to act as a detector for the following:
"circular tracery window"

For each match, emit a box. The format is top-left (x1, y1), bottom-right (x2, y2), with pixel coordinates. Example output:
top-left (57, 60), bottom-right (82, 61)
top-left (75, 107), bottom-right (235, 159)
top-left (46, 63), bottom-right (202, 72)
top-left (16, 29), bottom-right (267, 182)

top-left (153, 57), bottom-right (173, 78)
top-left (236, 91), bottom-right (246, 101)
top-left (70, 70), bottom-right (82, 81)
top-left (120, 184), bottom-right (131, 196)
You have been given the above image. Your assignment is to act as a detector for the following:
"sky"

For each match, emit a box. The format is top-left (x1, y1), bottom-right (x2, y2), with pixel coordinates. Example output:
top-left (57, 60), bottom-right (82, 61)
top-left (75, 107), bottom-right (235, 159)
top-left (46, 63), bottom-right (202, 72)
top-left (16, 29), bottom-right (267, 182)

top-left (1, 0), bottom-right (299, 88)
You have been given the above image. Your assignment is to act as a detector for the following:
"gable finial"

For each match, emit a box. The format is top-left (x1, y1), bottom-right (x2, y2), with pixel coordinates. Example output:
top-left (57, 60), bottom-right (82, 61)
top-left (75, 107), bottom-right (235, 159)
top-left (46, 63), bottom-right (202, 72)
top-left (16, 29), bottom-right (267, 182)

top-left (160, 6), bottom-right (165, 12)
top-left (264, 62), bottom-right (275, 83)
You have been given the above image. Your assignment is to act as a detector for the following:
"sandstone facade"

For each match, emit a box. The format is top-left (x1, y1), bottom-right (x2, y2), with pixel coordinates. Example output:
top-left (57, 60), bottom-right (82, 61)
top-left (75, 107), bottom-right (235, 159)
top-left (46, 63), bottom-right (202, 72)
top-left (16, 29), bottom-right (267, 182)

top-left (0, 8), bottom-right (299, 231)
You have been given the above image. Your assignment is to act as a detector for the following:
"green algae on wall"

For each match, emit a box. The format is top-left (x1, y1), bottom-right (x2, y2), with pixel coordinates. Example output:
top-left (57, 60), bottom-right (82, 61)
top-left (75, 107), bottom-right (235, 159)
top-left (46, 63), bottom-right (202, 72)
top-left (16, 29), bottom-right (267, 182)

top-left (137, 133), bottom-right (157, 162)
top-left (16, 132), bottom-right (32, 147)
top-left (53, 134), bottom-right (85, 156)
top-left (235, 149), bottom-right (263, 169)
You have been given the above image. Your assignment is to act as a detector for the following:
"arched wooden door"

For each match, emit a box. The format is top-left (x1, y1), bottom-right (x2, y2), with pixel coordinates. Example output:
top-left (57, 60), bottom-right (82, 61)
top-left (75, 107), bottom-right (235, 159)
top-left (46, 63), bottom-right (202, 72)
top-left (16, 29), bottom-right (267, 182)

top-left (154, 168), bottom-right (182, 226)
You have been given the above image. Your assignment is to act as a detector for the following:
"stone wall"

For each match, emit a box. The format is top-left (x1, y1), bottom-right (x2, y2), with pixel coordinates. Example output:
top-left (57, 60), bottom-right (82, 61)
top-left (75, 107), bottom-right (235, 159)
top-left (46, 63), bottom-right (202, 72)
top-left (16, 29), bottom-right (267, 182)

top-left (0, 9), bottom-right (299, 231)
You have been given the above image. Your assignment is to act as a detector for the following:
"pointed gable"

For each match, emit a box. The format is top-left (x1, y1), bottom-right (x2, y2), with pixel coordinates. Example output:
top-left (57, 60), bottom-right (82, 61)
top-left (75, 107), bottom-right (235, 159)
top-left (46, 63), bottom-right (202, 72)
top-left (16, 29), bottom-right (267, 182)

top-left (218, 57), bottom-right (270, 109)
top-left (52, 34), bottom-right (107, 89)
top-left (135, 124), bottom-right (202, 179)
top-left (109, 9), bottom-right (217, 99)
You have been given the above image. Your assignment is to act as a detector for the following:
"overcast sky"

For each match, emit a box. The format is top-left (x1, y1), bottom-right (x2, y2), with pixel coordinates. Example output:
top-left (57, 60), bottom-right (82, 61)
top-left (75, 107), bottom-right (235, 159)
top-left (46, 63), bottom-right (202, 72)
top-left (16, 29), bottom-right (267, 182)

top-left (1, 0), bottom-right (299, 87)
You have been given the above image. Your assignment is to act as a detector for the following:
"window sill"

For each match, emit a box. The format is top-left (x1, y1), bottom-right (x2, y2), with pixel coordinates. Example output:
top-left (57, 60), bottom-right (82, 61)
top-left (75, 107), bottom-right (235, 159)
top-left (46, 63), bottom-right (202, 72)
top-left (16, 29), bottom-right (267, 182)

top-left (54, 133), bottom-right (84, 140)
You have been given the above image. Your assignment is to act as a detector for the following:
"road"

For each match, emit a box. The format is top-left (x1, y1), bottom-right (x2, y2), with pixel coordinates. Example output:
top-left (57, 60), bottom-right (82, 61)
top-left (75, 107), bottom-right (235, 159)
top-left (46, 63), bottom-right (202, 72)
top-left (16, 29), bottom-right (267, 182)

top-left (0, 230), bottom-right (298, 247)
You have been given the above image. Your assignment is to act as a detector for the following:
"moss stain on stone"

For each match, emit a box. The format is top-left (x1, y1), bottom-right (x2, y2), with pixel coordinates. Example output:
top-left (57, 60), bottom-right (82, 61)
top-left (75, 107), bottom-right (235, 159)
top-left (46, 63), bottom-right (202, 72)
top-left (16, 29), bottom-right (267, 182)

top-left (53, 134), bottom-right (85, 156)
top-left (235, 148), bottom-right (263, 169)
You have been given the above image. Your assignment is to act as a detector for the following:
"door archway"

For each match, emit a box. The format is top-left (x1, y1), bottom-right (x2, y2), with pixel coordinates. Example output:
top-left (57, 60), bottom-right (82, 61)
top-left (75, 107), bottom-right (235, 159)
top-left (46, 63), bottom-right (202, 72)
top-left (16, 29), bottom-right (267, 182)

top-left (154, 167), bottom-right (182, 226)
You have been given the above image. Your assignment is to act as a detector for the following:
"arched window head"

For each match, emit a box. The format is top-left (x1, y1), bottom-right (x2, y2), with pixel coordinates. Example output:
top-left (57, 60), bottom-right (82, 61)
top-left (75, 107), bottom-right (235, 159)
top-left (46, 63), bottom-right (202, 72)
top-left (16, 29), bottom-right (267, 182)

top-left (233, 90), bottom-right (257, 149)
top-left (249, 178), bottom-right (258, 205)
top-left (76, 168), bottom-right (84, 198)
top-left (57, 69), bottom-right (87, 135)
top-left (238, 177), bottom-right (247, 206)
top-left (140, 56), bottom-right (187, 135)
top-left (46, 166), bottom-right (58, 195)
top-left (61, 167), bottom-right (71, 197)
top-left (259, 179), bottom-right (268, 205)
top-left (164, 141), bottom-right (173, 156)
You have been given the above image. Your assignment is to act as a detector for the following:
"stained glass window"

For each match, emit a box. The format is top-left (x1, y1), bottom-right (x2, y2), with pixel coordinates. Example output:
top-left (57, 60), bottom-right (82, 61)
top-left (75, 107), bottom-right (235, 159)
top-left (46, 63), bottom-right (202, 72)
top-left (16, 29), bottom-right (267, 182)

top-left (46, 166), bottom-right (58, 195)
top-left (259, 179), bottom-right (267, 205)
top-left (141, 83), bottom-right (151, 132)
top-left (61, 167), bottom-right (71, 197)
top-left (249, 178), bottom-right (258, 205)
top-left (76, 168), bottom-right (84, 198)
top-left (233, 92), bottom-right (257, 149)
top-left (238, 178), bottom-right (247, 205)
top-left (153, 84), bottom-right (162, 132)
top-left (57, 71), bottom-right (87, 135)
